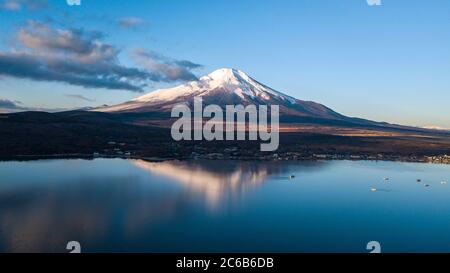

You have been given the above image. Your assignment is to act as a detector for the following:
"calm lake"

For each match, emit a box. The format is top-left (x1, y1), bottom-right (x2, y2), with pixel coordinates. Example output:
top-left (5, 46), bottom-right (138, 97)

top-left (0, 159), bottom-right (449, 253)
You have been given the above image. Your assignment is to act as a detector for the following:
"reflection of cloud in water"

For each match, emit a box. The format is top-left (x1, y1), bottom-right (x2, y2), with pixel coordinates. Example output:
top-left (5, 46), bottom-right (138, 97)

top-left (132, 160), bottom-right (291, 207)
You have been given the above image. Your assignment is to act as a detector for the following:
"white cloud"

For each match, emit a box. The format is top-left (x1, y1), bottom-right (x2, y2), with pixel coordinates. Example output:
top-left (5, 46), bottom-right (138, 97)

top-left (117, 17), bottom-right (145, 29)
top-left (1, 0), bottom-right (48, 11)
top-left (367, 0), bottom-right (382, 6)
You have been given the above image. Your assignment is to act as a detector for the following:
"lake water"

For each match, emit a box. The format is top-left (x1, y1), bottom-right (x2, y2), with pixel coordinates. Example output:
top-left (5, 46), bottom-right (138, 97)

top-left (0, 158), bottom-right (449, 253)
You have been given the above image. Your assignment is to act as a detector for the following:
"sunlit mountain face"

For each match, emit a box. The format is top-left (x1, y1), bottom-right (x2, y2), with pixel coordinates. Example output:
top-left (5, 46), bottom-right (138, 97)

top-left (95, 68), bottom-right (348, 120)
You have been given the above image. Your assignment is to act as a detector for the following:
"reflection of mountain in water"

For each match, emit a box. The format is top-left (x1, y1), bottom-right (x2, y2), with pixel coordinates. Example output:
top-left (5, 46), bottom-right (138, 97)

top-left (0, 159), bottom-right (329, 252)
top-left (132, 159), bottom-right (291, 207)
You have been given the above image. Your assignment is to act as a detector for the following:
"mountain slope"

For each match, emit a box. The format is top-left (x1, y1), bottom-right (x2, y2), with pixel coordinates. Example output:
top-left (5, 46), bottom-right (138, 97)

top-left (96, 68), bottom-right (348, 120)
top-left (94, 68), bottom-right (440, 133)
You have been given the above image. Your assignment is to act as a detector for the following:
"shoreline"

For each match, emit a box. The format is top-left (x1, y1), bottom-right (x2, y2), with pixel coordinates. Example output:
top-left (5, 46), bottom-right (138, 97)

top-left (1, 153), bottom-right (449, 165)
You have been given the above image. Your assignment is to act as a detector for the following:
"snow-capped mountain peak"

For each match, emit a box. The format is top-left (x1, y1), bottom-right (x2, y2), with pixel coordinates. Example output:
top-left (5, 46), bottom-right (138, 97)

top-left (95, 68), bottom-right (344, 121)
top-left (198, 68), bottom-right (257, 89)
top-left (200, 67), bottom-right (245, 81)
top-left (130, 68), bottom-right (295, 104)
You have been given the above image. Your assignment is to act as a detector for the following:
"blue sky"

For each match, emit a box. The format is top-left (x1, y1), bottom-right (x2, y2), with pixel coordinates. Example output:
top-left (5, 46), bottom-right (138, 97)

top-left (1, 0), bottom-right (450, 128)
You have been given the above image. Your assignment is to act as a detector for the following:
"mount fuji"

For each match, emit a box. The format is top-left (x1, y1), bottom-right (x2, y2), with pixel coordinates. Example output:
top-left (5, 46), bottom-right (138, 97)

top-left (94, 68), bottom-right (414, 130)
top-left (3, 69), bottom-right (450, 159)
top-left (97, 68), bottom-right (345, 118)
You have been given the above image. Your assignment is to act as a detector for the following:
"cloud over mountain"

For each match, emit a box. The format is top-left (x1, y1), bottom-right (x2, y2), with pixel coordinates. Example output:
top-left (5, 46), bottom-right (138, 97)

top-left (0, 98), bottom-right (67, 113)
top-left (0, 99), bottom-right (23, 110)
top-left (0, 20), bottom-right (201, 92)
top-left (66, 94), bottom-right (95, 102)
top-left (132, 48), bottom-right (202, 82)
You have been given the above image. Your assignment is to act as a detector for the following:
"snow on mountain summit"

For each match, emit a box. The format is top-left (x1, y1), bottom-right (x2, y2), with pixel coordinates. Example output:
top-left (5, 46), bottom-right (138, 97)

top-left (132, 68), bottom-right (296, 104)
